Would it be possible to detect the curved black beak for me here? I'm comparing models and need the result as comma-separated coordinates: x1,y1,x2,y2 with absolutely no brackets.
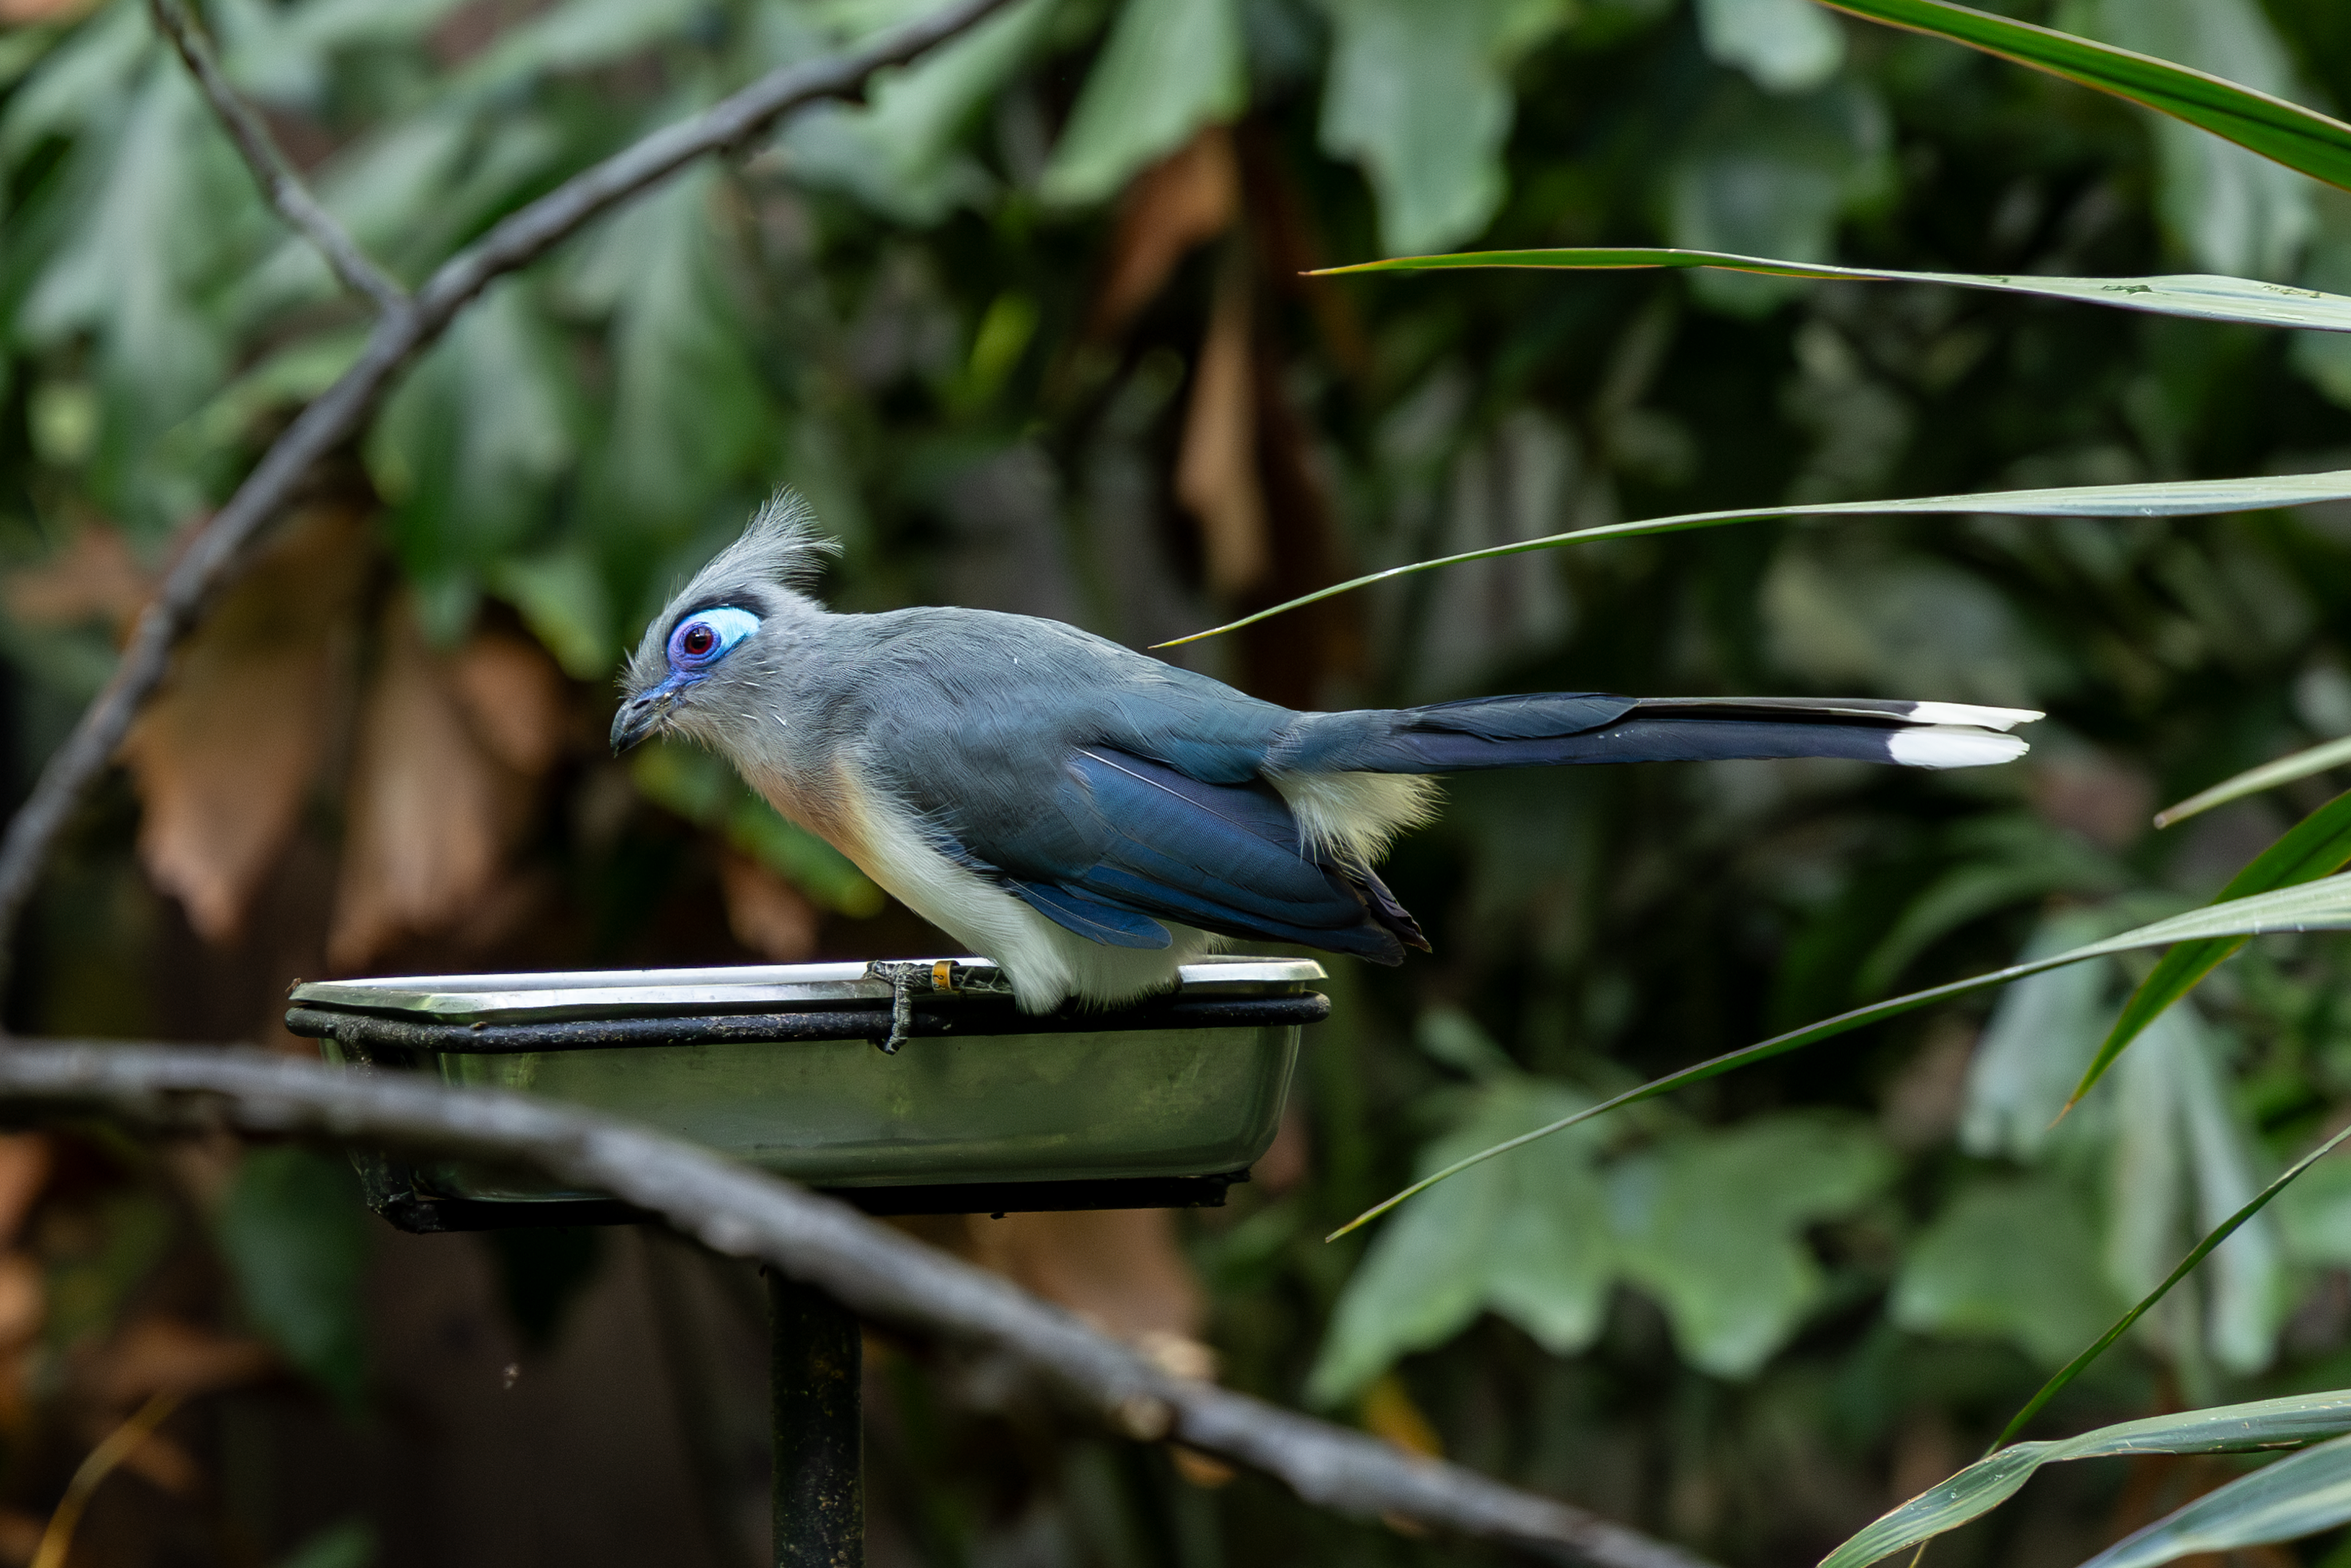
610,689,672,754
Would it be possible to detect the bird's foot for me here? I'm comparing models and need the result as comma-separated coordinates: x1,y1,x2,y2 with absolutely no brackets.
860,959,1010,1054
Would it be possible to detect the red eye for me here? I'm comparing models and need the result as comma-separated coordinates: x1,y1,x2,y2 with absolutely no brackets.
680,624,717,657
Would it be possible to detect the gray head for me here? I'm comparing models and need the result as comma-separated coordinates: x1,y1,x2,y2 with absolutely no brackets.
609,494,838,753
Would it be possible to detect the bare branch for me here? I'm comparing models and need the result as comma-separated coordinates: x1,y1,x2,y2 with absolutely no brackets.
147,0,408,313
0,1040,1715,1568
0,0,1016,990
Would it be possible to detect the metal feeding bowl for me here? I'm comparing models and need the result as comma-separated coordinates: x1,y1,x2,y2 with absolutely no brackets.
287,955,1328,1230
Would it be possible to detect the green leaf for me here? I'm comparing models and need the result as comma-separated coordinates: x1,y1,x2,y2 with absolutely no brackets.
175,326,370,457
2278,1156,2351,1267
1164,467,2351,647
1987,1105,2351,1458
630,739,735,825
2106,1008,2286,1376
489,546,615,679
0,28,62,94
1330,869,2351,1239
563,169,768,530
724,798,884,918
19,65,246,529
2155,736,2351,827
1307,1074,1610,1404
2074,1433,2351,1568
45,1191,173,1345
1957,911,2132,1162
2068,790,2351,1109
270,1519,377,1568
230,111,471,317
1764,545,2053,706
453,0,701,97
1818,1391,2351,1568
1313,246,2351,333
1812,0,2351,193
1317,0,1572,256
0,0,151,160
1416,1005,1519,1081
216,1148,372,1412
1854,828,2121,998
2293,189,2351,406
1695,0,1845,93
368,278,576,593
1667,84,1889,315
781,0,1057,225
1889,1178,2122,1367
1609,1114,1892,1377
219,0,470,108
1039,0,1244,206
2072,0,2314,280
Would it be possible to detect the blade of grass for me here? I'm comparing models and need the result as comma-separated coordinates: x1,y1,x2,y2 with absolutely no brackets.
2072,1432,2351,1568
1313,249,2351,333
1819,1391,2351,1568
31,1393,183,1568
2065,790,2351,1113
2155,736,2351,829
1329,872,2351,1240
1814,0,2351,192
1987,1117,2351,1459
1161,470,2351,648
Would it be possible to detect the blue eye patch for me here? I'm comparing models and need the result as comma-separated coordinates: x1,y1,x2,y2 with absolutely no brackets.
666,606,761,672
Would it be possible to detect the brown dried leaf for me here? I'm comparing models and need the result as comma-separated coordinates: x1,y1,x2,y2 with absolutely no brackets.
1093,128,1239,337
329,595,526,970
90,1315,274,1406
719,851,818,960
1171,1445,1237,1489
109,1426,200,1496
2032,747,2155,849
0,1137,53,1252
157,1136,239,1213
0,1258,41,1351
1253,1102,1309,1195
962,1209,1203,1341
1880,1017,1976,1152
1,523,149,635
0,0,104,21
450,631,569,776
1359,1371,1442,1458
1133,1328,1216,1382
120,510,368,943
0,1507,41,1566
1176,259,1270,597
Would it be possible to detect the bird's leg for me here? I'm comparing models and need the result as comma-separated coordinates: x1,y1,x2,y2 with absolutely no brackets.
862,961,927,1054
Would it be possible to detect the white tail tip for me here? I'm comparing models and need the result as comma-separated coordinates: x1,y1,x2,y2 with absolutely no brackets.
1888,726,2031,769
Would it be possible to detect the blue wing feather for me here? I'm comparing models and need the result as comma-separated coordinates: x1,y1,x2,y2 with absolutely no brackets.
928,746,1411,961
1005,881,1172,948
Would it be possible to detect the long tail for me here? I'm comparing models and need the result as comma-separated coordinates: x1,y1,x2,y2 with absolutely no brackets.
1269,694,2038,773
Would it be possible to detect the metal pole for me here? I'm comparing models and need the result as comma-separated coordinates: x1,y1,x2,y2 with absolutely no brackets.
768,1271,863,1568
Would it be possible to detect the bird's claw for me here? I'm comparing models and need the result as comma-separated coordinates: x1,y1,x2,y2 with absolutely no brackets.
861,959,1010,1053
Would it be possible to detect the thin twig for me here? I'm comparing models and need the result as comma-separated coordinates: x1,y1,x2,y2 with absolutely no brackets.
146,0,408,313
0,1041,1715,1568
0,0,1015,993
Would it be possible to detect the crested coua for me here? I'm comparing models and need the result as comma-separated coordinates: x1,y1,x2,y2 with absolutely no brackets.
612,496,2038,1014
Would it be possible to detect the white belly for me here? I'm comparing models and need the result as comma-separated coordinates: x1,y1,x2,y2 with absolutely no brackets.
827,773,1223,1013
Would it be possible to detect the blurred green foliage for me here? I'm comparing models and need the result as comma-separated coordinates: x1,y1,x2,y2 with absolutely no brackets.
7,0,2351,1560
215,1147,371,1411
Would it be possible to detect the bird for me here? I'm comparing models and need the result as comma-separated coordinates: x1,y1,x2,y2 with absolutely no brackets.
611,495,2037,1017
